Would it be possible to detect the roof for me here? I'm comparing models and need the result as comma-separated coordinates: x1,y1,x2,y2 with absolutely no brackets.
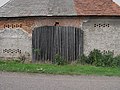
75,0,120,16
0,0,120,17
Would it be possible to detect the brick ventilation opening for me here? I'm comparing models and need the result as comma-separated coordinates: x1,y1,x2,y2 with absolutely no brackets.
4,24,22,28
94,24,110,28
3,49,22,54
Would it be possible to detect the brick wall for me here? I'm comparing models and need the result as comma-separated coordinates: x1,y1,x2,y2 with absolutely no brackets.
0,17,81,34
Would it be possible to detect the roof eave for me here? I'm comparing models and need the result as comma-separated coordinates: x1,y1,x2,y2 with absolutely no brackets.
0,14,120,18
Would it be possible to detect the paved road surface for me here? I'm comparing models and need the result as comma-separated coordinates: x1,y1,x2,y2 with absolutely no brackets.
0,72,120,90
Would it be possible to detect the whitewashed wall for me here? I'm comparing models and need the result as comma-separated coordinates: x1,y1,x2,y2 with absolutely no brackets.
0,28,32,59
82,17,120,55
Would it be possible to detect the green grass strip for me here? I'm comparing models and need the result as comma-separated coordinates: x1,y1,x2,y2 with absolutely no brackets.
0,60,120,76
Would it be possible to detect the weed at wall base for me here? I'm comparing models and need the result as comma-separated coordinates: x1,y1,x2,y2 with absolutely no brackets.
78,49,120,67
53,54,68,65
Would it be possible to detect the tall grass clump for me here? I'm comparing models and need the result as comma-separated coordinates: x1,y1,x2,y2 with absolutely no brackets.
53,54,68,65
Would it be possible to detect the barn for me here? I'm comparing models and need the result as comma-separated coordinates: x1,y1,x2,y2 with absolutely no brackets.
0,0,120,62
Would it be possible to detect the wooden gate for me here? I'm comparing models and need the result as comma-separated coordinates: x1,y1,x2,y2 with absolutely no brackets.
32,26,84,62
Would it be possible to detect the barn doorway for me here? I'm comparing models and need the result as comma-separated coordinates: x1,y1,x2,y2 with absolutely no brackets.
32,26,84,62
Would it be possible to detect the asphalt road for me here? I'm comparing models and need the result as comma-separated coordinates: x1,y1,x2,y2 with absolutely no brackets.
0,72,120,90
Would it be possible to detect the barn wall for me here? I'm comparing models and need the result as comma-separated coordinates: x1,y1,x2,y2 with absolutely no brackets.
0,18,35,34
0,28,32,60
34,17,81,28
0,17,81,34
82,17,120,55
1,16,120,60
0,17,81,60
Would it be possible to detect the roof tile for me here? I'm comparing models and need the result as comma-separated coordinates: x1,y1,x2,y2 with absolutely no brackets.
74,0,120,15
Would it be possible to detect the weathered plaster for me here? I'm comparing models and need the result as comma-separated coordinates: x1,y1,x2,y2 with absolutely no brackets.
0,17,81,59
0,28,32,59
1,16,120,59
82,17,120,55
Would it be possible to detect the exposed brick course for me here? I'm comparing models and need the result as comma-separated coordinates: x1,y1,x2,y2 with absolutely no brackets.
0,17,81,34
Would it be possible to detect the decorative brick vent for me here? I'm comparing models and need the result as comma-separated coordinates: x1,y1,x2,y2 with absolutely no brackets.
3,49,21,54
4,24,22,28
94,24,110,28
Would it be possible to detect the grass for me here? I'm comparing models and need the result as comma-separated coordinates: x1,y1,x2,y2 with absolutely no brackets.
0,60,120,76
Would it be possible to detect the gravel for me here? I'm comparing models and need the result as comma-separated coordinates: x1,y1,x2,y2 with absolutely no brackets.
0,72,120,90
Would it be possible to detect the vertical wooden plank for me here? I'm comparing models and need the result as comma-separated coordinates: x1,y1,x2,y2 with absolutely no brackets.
73,27,76,61
58,26,61,55
42,27,45,62
78,28,81,56
59,26,62,58
71,27,74,61
43,27,46,62
63,27,65,60
35,30,38,61
33,28,36,61
68,27,72,61
39,27,42,61
35,28,37,61
47,26,51,62
65,27,68,61
52,26,54,61
81,30,84,55
64,27,67,61
42,27,45,61
53,26,55,61
68,27,70,61
61,27,63,59
44,27,46,62
58,27,60,55
51,27,55,60
37,28,39,61
65,28,69,61
50,26,53,61
61,26,65,60
54,26,59,60
32,29,35,61
64,27,66,60
44,27,47,62
79,28,82,56
75,28,77,60
76,28,79,57
56,26,59,55
40,27,43,61
44,26,47,61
